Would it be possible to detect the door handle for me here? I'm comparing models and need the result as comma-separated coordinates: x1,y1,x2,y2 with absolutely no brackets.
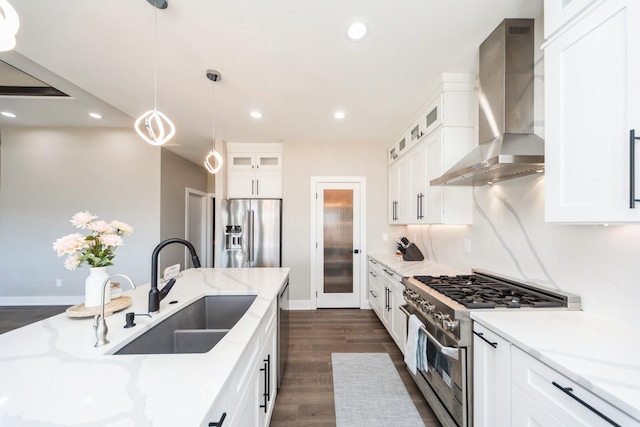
352,249,359,254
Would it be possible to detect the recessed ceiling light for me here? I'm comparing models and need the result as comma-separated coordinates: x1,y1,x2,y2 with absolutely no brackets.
347,22,367,41
334,111,346,119
1,111,17,118
89,112,103,119
250,111,262,119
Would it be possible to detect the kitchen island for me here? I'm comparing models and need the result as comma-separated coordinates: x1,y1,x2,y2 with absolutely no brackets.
0,267,290,427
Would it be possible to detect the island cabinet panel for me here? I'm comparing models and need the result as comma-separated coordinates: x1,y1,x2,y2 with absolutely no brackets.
224,300,278,427
367,258,384,316
544,0,640,222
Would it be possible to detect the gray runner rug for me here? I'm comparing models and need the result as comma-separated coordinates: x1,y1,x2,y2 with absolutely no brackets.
332,353,425,427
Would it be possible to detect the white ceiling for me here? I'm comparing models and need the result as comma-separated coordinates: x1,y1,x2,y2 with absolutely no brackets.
0,0,542,164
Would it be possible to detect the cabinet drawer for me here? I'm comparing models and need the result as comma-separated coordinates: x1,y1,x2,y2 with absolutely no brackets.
511,347,638,426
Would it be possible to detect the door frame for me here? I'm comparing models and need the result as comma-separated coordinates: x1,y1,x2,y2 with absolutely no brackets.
309,176,367,310
185,187,215,268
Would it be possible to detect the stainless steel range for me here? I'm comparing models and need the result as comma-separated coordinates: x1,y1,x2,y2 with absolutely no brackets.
401,269,580,427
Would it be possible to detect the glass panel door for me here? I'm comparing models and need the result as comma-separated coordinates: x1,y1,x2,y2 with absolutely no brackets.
323,189,354,294
316,181,361,308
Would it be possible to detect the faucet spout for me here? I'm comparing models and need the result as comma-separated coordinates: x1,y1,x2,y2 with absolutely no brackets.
94,274,136,347
149,238,201,314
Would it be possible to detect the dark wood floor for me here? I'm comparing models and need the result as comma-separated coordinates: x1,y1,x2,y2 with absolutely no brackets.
0,306,442,426
0,305,67,334
271,309,442,427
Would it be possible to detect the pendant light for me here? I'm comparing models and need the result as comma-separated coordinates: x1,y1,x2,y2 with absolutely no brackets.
204,69,223,174
134,0,175,146
0,0,20,52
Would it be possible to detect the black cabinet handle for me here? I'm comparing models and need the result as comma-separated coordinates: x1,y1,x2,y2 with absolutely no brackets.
208,412,227,427
473,331,497,348
551,382,621,426
630,130,640,208
259,354,271,413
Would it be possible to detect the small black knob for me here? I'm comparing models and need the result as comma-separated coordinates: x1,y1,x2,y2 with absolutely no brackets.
124,312,136,328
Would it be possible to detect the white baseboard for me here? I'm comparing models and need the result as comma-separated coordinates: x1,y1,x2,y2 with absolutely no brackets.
0,296,83,306
288,299,314,310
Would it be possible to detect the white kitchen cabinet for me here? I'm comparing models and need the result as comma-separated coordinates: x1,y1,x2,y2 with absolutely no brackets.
367,258,384,316
227,170,282,198
544,0,640,223
544,0,600,38
511,346,638,427
227,142,283,199
425,128,474,224
226,301,278,427
379,265,406,354
388,132,409,165
473,322,511,427
408,145,427,224
367,257,406,354
388,156,409,224
387,73,475,225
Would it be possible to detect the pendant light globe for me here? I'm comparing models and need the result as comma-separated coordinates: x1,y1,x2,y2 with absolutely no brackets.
135,0,175,146
204,69,223,174
0,0,20,52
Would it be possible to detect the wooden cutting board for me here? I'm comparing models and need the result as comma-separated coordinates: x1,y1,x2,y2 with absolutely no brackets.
66,296,132,318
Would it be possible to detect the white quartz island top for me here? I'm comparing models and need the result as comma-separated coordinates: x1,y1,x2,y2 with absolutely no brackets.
0,267,290,427
471,310,640,422
368,253,465,277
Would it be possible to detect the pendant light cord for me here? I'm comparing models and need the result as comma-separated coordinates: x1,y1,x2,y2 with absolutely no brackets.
211,79,216,152
153,2,158,111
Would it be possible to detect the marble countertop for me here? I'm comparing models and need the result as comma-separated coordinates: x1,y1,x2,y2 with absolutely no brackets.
471,310,640,422
368,253,465,277
0,267,290,427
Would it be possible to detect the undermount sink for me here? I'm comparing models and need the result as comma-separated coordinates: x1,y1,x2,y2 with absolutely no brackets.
114,295,257,355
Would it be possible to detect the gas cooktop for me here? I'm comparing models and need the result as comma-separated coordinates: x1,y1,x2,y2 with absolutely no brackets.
411,273,567,309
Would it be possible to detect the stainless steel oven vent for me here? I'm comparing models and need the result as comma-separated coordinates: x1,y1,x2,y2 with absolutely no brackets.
431,19,544,186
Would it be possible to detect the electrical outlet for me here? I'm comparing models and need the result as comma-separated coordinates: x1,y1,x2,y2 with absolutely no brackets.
56,279,62,287
464,239,471,253
382,233,388,241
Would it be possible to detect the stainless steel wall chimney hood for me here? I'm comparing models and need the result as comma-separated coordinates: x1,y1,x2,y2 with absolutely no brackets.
431,19,544,186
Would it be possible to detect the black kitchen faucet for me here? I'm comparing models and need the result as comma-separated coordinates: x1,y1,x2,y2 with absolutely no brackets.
148,238,201,314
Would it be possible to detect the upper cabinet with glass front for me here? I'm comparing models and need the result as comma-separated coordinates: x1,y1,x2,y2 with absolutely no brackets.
227,142,283,198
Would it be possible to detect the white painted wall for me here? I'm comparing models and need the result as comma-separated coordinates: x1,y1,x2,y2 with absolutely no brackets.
0,127,161,304
282,139,405,302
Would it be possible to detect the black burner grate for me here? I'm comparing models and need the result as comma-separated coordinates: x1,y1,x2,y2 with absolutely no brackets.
413,275,563,309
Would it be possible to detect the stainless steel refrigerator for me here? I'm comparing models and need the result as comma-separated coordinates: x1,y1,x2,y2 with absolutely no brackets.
221,199,282,268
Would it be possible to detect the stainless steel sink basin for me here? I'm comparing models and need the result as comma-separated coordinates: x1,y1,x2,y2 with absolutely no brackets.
114,295,256,355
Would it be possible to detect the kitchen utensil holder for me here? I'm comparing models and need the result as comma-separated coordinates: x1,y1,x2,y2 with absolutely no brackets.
402,243,424,261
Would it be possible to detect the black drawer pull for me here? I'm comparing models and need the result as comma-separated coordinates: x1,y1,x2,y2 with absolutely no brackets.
473,331,497,348
208,412,227,427
552,381,621,426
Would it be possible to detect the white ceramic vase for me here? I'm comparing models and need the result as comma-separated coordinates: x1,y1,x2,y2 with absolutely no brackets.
85,267,111,308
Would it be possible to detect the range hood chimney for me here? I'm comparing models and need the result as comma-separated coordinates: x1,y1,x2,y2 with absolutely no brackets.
431,19,544,186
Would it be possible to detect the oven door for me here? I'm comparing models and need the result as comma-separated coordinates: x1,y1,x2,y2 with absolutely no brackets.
401,305,468,427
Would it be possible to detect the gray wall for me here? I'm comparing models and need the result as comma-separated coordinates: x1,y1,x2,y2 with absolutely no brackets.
159,148,208,273
0,127,161,303
282,139,405,302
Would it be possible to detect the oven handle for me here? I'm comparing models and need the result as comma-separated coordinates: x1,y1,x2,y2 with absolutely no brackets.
400,305,458,357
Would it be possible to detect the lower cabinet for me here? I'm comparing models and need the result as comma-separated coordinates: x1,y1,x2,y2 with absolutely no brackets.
472,322,511,427
367,257,406,354
206,300,278,427
473,321,639,427
511,346,638,427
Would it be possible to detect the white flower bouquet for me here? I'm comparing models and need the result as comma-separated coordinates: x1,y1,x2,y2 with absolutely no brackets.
52,211,134,270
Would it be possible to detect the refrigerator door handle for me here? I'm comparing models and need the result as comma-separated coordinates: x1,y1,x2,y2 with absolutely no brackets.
247,209,254,263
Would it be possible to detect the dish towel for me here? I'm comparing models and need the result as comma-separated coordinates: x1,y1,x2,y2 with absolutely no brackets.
404,314,426,375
